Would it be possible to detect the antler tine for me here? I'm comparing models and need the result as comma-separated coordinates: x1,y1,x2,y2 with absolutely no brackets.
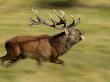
53,9,62,22
53,9,66,26
27,17,33,26
48,13,55,27
75,17,80,26
28,9,40,26
29,9,49,26
28,17,38,26
67,16,80,28
67,15,75,28
48,13,63,30
32,9,37,15
59,10,65,18
32,9,42,23
59,10,66,27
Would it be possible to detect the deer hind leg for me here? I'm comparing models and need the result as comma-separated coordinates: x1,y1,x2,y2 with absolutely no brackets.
0,55,11,66
3,53,27,67
0,46,21,67
0,54,21,67
5,57,20,67
0,54,17,67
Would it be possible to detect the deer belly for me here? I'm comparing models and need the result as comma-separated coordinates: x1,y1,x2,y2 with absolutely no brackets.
23,52,50,61
22,46,51,60
21,39,52,60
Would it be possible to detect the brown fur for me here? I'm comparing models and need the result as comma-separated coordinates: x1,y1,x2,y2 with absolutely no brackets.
0,30,83,67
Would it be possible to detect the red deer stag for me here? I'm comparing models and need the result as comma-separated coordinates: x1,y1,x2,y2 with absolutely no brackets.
0,9,85,67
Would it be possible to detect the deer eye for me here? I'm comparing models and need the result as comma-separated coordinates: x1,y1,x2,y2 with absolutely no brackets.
79,32,82,35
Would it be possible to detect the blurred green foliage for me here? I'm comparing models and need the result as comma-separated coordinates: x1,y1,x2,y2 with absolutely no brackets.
38,0,74,7
0,0,110,8
0,7,110,82
0,0,110,82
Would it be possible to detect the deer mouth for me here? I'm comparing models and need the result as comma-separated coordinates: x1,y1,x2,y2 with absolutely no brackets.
81,35,85,40
81,31,85,40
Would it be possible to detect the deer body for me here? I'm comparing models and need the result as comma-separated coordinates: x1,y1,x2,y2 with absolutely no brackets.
0,9,85,67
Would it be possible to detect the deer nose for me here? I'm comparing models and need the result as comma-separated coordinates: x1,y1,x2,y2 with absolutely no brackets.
80,31,85,40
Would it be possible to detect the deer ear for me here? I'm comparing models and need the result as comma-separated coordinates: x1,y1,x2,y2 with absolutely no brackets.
64,28,69,36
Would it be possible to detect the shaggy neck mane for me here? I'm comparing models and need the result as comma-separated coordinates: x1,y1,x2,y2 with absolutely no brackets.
49,32,75,56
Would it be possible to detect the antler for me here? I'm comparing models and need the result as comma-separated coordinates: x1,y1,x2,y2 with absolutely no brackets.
28,9,48,26
28,9,80,30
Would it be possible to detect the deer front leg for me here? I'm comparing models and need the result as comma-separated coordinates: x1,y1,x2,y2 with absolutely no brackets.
54,59,64,65
49,55,65,65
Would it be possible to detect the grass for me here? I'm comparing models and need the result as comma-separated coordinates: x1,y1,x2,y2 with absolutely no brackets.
0,3,110,82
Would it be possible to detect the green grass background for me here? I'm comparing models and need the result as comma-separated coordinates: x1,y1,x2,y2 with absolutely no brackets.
0,0,110,82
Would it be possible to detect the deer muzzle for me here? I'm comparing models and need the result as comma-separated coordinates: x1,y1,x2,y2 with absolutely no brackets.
80,31,85,40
